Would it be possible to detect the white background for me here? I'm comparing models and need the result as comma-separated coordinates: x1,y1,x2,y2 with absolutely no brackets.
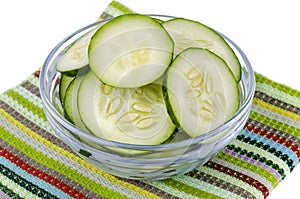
0,0,299,198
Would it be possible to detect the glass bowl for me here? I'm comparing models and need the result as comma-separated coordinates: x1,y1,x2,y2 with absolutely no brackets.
40,15,255,180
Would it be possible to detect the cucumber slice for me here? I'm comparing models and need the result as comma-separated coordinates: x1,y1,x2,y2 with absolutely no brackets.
63,75,88,131
155,18,164,24
88,14,174,88
78,72,176,145
164,48,239,138
56,28,97,74
59,65,91,103
163,18,241,81
59,74,74,103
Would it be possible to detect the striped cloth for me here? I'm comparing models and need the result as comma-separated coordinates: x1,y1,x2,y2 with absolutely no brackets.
1,1,300,198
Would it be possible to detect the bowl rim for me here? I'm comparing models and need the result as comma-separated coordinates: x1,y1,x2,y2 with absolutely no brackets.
40,14,256,150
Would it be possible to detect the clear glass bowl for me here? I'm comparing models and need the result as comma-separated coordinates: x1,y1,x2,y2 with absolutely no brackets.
40,15,255,180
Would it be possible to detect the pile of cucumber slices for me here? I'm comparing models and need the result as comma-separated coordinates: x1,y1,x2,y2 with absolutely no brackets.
57,14,241,146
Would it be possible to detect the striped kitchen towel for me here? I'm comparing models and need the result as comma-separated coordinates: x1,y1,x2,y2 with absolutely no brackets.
0,1,299,198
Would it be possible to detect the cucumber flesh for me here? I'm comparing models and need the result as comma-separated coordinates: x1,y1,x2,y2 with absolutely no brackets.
63,75,88,131
58,14,242,146
165,48,239,138
56,28,97,73
155,18,164,24
78,72,176,145
163,18,241,81
59,74,74,103
59,65,91,103
88,14,174,88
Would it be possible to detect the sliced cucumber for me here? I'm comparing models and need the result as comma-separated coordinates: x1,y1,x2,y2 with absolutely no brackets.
164,48,239,138
63,75,88,131
59,65,90,103
88,14,174,88
56,28,97,74
59,74,74,103
163,18,241,81
78,72,176,145
155,18,164,24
